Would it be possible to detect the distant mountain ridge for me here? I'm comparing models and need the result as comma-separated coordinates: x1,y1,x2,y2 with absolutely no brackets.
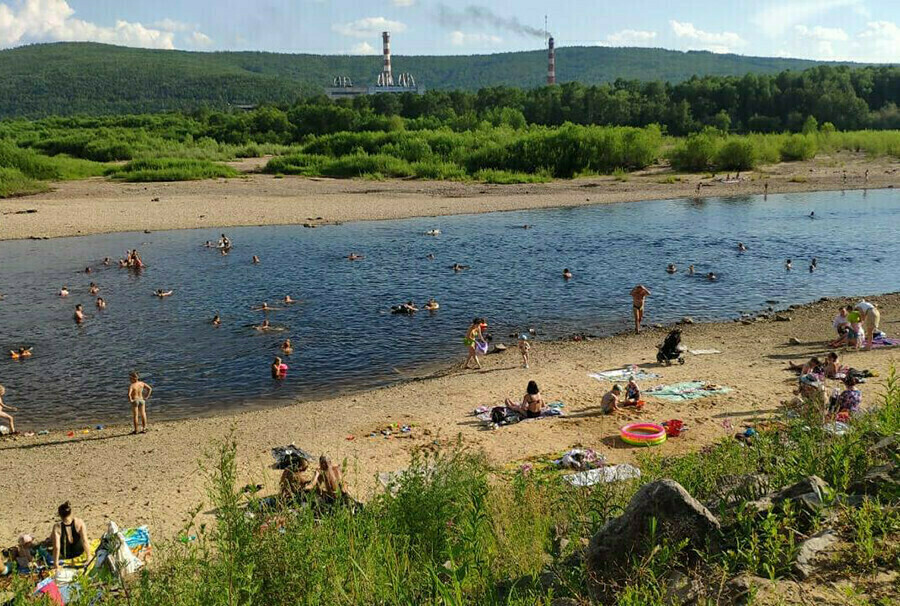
0,42,869,118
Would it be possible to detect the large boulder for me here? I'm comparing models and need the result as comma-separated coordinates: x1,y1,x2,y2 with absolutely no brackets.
586,480,720,582
794,528,839,579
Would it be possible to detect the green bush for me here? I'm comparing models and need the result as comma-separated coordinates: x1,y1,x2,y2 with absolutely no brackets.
669,132,719,171
716,138,758,170
780,134,818,161
107,158,238,181
0,166,49,197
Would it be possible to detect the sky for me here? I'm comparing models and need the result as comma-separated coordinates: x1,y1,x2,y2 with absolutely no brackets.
0,0,897,62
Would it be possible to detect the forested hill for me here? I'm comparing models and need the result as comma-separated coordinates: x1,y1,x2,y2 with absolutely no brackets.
0,42,863,118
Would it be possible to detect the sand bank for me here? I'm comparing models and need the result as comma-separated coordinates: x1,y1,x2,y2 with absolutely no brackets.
1,153,897,241
1,293,898,543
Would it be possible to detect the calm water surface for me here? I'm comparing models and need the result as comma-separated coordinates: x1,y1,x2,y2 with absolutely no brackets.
1,189,898,429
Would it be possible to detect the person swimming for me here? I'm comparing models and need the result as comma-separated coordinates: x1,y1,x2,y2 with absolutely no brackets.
89,282,99,295
809,211,815,218
96,297,106,310
271,356,288,379
9,347,32,360
737,242,747,252
59,286,69,297
252,302,281,312
84,267,92,274
450,263,470,272
102,257,111,266
252,255,260,264
425,253,435,260
562,268,573,279
281,339,294,355
392,301,418,314
425,229,441,236
785,259,792,270
74,304,84,324
688,265,695,275
424,298,439,311
282,295,296,304
154,289,174,297
347,253,364,261
256,319,272,331
706,272,718,281
212,313,221,326
666,264,677,274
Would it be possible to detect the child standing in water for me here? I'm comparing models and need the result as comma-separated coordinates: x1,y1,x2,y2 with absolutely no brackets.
128,372,152,434
517,334,531,369
0,385,15,434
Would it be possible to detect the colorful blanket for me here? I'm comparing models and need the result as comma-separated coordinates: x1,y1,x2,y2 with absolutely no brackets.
589,369,660,382
646,381,732,401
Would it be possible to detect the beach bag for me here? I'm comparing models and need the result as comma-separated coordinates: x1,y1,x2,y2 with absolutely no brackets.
490,407,521,425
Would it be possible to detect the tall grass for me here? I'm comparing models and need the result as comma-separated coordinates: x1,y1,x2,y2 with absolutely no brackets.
0,166,49,197
106,158,239,182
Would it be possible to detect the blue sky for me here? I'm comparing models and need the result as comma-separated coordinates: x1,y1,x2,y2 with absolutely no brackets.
0,0,897,61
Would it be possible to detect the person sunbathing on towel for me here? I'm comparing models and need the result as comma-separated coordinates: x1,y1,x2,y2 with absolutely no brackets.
506,380,545,419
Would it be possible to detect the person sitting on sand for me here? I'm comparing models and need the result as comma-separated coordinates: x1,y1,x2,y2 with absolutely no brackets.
281,339,293,355
89,282,99,295
128,372,152,434
0,385,16,434
666,264,677,274
154,289,173,298
96,297,106,310
463,318,485,370
829,306,850,346
506,380,545,418
312,455,347,505
74,304,84,324
563,268,573,280
7,534,35,573
280,454,314,503
252,255,260,265
51,502,91,571
601,385,623,414
212,313,221,326
347,253,364,261
624,378,642,406
847,311,864,349
824,352,848,379
836,376,862,414
517,334,531,369
271,356,288,379
59,286,69,297
424,298,439,311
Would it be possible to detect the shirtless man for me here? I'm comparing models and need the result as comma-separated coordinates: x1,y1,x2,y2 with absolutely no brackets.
313,455,345,504
73,304,84,324
251,255,260,264
59,286,69,297
630,285,651,334
127,372,152,434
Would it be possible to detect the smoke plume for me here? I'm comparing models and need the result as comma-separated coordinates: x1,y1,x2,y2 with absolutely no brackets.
436,4,547,38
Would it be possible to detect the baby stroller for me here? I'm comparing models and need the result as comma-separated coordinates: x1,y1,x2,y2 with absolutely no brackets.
657,329,686,365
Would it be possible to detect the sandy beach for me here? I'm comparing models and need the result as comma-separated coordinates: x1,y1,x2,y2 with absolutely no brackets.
1,292,898,544
1,153,897,241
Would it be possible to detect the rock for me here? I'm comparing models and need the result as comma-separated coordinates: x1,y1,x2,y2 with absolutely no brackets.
794,528,839,578
870,435,898,456
661,570,701,605
774,315,791,322
586,480,720,585
789,337,802,345
490,343,508,354
741,319,753,325
680,316,695,325
748,476,829,513
706,474,771,510
848,463,899,497
725,574,775,605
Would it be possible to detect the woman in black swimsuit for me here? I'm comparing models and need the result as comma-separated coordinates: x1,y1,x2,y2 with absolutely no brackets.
51,501,91,571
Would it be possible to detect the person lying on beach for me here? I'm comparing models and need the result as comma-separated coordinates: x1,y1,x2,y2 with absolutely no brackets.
517,334,531,369
59,286,69,297
506,380,545,418
0,385,16,434
74,304,84,324
89,282,99,295
154,289,173,298
52,502,90,571
271,356,288,379
563,268,573,280
347,253,364,261
128,372,152,434
666,264,677,274
281,339,294,355
96,297,106,310
451,263,470,272
601,385,622,414
212,313,221,326
424,298,439,311
252,255,260,264
788,357,823,376
280,454,314,503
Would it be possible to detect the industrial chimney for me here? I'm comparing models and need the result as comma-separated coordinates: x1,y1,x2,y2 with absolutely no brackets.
547,36,556,85
381,31,394,87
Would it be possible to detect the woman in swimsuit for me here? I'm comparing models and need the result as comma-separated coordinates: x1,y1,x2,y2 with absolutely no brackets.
281,339,294,355
506,381,545,419
51,502,90,571
463,318,485,370
0,384,15,434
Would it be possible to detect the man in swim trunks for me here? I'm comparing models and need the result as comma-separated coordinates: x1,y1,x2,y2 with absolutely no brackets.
128,372,152,434
630,285,651,334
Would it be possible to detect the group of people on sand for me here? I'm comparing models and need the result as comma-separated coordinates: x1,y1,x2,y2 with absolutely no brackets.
600,378,643,414
830,300,882,350
278,453,351,507
2,502,91,576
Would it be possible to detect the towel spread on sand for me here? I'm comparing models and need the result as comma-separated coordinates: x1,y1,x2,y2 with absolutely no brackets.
589,369,660,382
476,402,564,426
688,349,722,355
646,381,732,401
564,464,642,487
872,336,899,347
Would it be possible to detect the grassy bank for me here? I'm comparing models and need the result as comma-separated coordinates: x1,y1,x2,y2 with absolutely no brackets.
106,158,239,182
8,370,895,605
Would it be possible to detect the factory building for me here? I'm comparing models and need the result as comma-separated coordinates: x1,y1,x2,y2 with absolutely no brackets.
327,32,424,99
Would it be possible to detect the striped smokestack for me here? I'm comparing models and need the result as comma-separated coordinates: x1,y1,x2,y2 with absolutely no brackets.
547,36,556,85
381,31,394,87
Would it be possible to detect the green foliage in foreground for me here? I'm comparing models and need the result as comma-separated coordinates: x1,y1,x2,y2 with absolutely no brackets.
0,167,48,197
26,369,896,605
105,158,239,182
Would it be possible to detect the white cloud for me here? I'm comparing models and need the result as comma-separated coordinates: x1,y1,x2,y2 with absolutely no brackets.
188,31,212,47
752,0,868,37
152,18,190,32
449,30,502,47
598,29,657,47
855,20,900,62
332,17,407,38
0,0,175,49
670,20,745,53
349,41,377,54
391,0,416,6
792,24,849,57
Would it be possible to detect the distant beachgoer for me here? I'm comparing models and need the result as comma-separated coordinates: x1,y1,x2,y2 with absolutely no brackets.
281,339,294,355
96,297,106,310
563,268,573,280
59,286,69,297
630,285,651,334
212,313,221,326
128,372,152,434
601,385,622,414
89,282,99,295
312,455,345,504
785,259,792,270
424,298,439,311
283,295,296,304
809,212,815,219
84,267,92,274
51,502,90,571
506,380,545,418
463,318,485,370
695,182,701,195
764,182,768,196
517,334,531,369
426,253,435,260
102,257,111,266
220,248,228,256
74,304,84,324
204,241,213,248
855,299,880,350
9,347,32,360
252,255,260,264
271,356,288,379
737,242,747,252
688,265,695,275
451,263,470,272
154,289,173,298
0,385,15,434
347,253,364,261
811,258,818,268
707,272,717,281
219,234,231,248
666,264,677,274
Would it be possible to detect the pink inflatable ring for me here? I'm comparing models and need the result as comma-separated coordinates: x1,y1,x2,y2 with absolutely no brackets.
620,422,667,446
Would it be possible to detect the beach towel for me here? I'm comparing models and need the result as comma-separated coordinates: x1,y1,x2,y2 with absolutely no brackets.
688,349,722,355
476,402,564,427
589,369,660,382
564,463,642,487
645,381,732,401
34,577,64,605
871,336,899,348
